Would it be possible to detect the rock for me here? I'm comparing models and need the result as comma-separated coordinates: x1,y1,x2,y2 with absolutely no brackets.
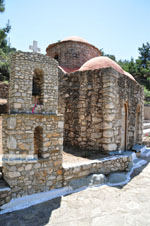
7,117,16,129
69,174,107,190
7,136,17,149
103,130,113,138
108,172,127,184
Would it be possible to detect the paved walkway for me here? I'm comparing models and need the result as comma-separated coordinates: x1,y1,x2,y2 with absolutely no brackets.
0,163,150,226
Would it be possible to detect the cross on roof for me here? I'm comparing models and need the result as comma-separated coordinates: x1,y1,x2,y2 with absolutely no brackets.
29,40,41,53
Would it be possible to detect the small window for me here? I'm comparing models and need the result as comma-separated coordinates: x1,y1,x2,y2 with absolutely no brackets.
32,69,44,105
34,126,43,158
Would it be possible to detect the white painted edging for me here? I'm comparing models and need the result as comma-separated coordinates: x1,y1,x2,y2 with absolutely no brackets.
0,187,71,214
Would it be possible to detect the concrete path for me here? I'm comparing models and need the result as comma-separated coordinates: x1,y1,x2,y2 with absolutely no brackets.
1,164,150,226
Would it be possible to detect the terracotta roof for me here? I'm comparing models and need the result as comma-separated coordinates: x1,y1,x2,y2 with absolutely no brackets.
46,37,101,55
123,70,135,81
58,66,79,73
79,56,136,81
62,36,88,44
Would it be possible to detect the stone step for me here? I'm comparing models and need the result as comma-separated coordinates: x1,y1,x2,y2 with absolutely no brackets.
144,120,150,123
143,123,150,130
0,179,11,207
0,178,10,190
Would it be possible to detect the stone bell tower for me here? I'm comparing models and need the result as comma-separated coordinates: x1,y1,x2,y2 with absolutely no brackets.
2,52,64,201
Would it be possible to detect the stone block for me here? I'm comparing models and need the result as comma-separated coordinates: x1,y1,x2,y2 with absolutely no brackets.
8,171,20,178
7,136,17,149
104,103,115,109
58,121,64,128
91,133,102,139
103,130,113,138
25,164,32,171
7,117,16,129
103,114,115,121
102,143,117,151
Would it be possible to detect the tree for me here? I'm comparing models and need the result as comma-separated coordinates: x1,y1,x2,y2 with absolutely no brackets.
0,0,5,12
0,0,16,81
138,42,150,68
100,48,116,61
134,42,150,90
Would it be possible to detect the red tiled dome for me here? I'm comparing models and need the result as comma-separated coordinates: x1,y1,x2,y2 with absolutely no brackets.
123,70,135,81
62,36,88,43
79,56,135,81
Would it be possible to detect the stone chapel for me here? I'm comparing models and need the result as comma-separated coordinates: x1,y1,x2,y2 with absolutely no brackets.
47,36,144,152
0,36,144,207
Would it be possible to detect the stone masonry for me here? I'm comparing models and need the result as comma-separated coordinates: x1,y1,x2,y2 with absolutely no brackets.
0,37,145,208
0,83,9,99
46,40,101,72
1,52,64,205
58,67,144,152
63,155,130,187
9,52,58,114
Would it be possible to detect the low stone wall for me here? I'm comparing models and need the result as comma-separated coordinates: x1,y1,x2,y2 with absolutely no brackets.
2,113,63,200
144,105,150,120
3,159,63,199
0,154,131,207
0,83,9,99
63,155,130,186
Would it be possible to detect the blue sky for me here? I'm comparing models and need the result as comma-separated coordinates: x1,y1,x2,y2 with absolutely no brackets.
1,0,150,60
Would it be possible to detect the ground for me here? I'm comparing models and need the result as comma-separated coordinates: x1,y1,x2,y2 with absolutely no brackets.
62,148,109,164
0,162,150,226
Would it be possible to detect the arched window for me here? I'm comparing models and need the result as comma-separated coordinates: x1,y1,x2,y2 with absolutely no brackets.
120,103,128,150
54,54,59,61
34,126,43,158
32,69,44,105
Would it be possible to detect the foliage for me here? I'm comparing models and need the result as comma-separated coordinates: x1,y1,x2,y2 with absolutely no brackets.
0,0,5,12
100,49,116,61
102,42,150,101
144,87,150,104
0,0,16,81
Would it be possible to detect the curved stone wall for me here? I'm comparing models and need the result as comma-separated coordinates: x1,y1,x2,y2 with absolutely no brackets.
46,41,101,72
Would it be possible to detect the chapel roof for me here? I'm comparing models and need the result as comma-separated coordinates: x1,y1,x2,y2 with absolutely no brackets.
79,56,136,81
62,36,88,43
46,36,101,55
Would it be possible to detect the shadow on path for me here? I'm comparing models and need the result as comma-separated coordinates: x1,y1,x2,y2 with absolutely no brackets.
0,197,61,226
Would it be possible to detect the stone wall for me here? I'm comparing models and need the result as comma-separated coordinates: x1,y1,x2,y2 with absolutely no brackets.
117,71,144,148
63,155,130,186
0,82,9,99
9,52,58,114
0,52,64,205
58,67,144,152
144,105,150,120
2,114,63,199
46,41,101,71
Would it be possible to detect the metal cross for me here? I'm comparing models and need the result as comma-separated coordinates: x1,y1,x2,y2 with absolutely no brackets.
29,40,41,53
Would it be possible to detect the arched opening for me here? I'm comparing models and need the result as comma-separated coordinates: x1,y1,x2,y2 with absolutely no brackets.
54,53,59,61
134,105,141,144
32,68,44,105
120,103,128,150
34,126,43,158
